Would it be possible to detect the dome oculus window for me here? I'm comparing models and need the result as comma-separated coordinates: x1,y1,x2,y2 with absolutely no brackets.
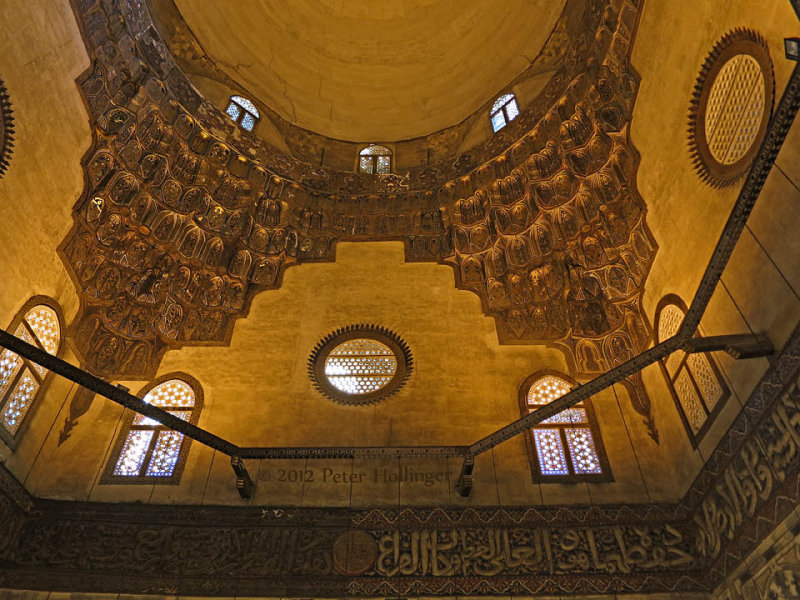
688,29,774,187
359,145,392,174
309,325,412,405
225,95,260,131
490,93,519,132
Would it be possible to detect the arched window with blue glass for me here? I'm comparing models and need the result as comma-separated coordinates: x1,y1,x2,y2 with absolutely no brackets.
225,95,260,132
490,93,520,132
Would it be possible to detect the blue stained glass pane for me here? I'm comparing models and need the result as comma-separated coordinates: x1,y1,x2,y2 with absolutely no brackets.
534,429,569,475
226,102,241,121
565,428,602,474
505,98,520,122
491,111,506,132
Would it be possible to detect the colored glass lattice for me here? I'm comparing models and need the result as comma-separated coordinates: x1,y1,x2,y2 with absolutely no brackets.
324,339,398,395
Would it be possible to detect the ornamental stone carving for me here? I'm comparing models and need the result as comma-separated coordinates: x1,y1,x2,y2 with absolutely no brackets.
60,0,657,435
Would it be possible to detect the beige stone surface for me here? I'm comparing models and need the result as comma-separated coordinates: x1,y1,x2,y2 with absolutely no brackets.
0,0,89,484
172,0,565,141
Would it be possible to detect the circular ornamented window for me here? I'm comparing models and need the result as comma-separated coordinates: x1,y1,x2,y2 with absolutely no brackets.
308,325,412,405
0,76,14,178
688,29,774,188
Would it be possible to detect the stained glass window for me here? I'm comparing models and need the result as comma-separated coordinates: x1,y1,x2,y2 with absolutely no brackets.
359,145,392,174
490,93,520,132
0,301,61,444
104,377,202,483
522,373,608,481
655,297,730,444
225,95,260,131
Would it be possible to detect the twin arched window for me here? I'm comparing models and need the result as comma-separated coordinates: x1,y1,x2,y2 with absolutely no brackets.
490,93,520,132
225,95,260,132
0,298,62,446
655,296,729,444
102,375,203,484
359,144,392,174
520,372,610,483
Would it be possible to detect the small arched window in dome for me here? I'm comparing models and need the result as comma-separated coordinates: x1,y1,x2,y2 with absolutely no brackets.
225,95,260,132
359,145,392,174
654,295,730,445
490,93,520,132
519,372,611,483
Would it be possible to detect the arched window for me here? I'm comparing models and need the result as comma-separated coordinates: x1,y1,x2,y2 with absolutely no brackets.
519,371,611,483
225,95,260,131
102,375,203,484
490,93,520,132
359,145,392,174
0,298,62,446
654,295,729,445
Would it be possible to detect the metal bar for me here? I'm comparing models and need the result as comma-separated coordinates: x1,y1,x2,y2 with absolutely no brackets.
237,446,470,459
682,333,774,359
682,61,800,338
0,326,470,460
231,456,254,499
0,327,239,456
1,58,797,474
469,339,681,454
455,455,475,497
469,60,800,457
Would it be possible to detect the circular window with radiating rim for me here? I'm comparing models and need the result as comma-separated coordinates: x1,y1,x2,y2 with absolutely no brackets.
688,29,774,188
308,325,412,406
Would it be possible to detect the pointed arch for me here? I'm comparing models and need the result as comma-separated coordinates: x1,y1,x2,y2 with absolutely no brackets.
101,373,203,484
519,370,612,483
0,296,63,446
225,95,260,131
654,294,730,445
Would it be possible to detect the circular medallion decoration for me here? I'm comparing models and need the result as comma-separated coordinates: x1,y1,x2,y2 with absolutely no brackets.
332,530,378,575
0,76,14,178
688,29,774,188
308,324,412,406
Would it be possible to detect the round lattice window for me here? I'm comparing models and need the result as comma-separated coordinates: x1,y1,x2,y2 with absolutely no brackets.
308,325,412,405
688,29,774,187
